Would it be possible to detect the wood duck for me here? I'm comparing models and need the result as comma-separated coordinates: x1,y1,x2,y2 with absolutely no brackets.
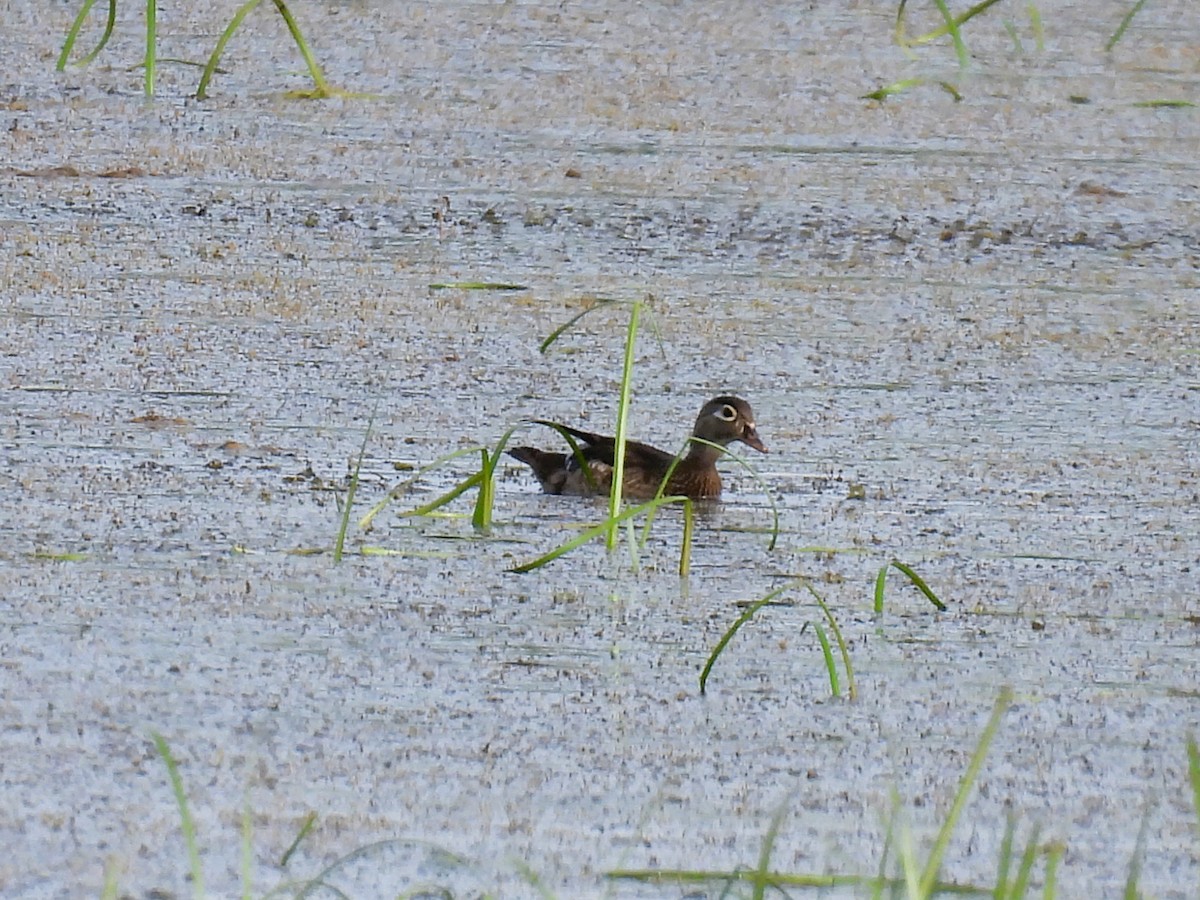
508,396,767,500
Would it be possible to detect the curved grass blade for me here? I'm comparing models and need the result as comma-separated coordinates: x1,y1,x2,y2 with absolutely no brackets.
814,623,839,697
538,297,619,353
359,445,483,529
401,470,484,518
917,685,1013,896
287,838,474,900
510,496,684,573
875,559,946,613
687,436,780,550
1106,0,1148,51
269,0,333,97
197,0,262,99
804,581,856,700
58,0,117,70
896,0,1006,49
150,732,205,900
699,583,793,694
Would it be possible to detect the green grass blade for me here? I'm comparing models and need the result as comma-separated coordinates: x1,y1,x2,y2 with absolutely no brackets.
890,560,948,610
269,0,332,97
144,0,157,97
197,0,263,99
918,686,1013,896
995,814,1016,898
607,301,641,550
814,623,839,698
931,0,969,67
679,498,693,577
359,445,485,529
429,281,529,291
805,582,856,700
687,435,780,550
752,797,792,900
471,448,494,530
699,583,792,694
240,801,253,900
1043,840,1064,898
334,406,375,563
401,471,484,518
1028,2,1044,52
57,0,116,69
1009,821,1042,899
863,77,926,102
538,298,617,353
1188,735,1200,856
280,811,317,867
473,421,525,530
511,496,683,573
150,732,205,900
1105,0,1148,51
873,563,888,614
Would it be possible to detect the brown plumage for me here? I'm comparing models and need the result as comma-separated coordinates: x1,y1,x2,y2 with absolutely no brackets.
507,396,767,500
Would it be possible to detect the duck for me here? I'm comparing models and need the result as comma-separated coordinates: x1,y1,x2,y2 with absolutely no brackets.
507,395,767,500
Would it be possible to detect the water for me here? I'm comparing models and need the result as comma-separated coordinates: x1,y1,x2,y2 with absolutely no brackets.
1,1,1199,896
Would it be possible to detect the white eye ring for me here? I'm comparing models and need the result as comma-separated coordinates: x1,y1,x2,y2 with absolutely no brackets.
715,404,738,421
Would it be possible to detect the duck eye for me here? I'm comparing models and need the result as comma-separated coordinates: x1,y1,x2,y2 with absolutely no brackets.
715,404,738,421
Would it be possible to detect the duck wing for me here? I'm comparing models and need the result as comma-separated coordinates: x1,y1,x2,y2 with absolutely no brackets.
533,421,677,471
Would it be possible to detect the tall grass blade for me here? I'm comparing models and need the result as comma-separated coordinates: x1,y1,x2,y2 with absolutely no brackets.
151,732,205,900
197,0,263,99
334,407,375,563
606,301,641,549
144,0,157,97
917,686,1013,896
1105,0,1148,51
58,0,117,69
699,583,792,694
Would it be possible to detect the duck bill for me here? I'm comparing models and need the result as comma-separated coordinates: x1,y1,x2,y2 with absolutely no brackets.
741,426,768,454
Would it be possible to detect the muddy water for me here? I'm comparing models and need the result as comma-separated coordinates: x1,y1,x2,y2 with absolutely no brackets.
2,1,1199,897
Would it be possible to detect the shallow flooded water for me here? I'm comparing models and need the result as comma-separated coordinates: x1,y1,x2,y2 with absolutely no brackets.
2,1,1199,897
